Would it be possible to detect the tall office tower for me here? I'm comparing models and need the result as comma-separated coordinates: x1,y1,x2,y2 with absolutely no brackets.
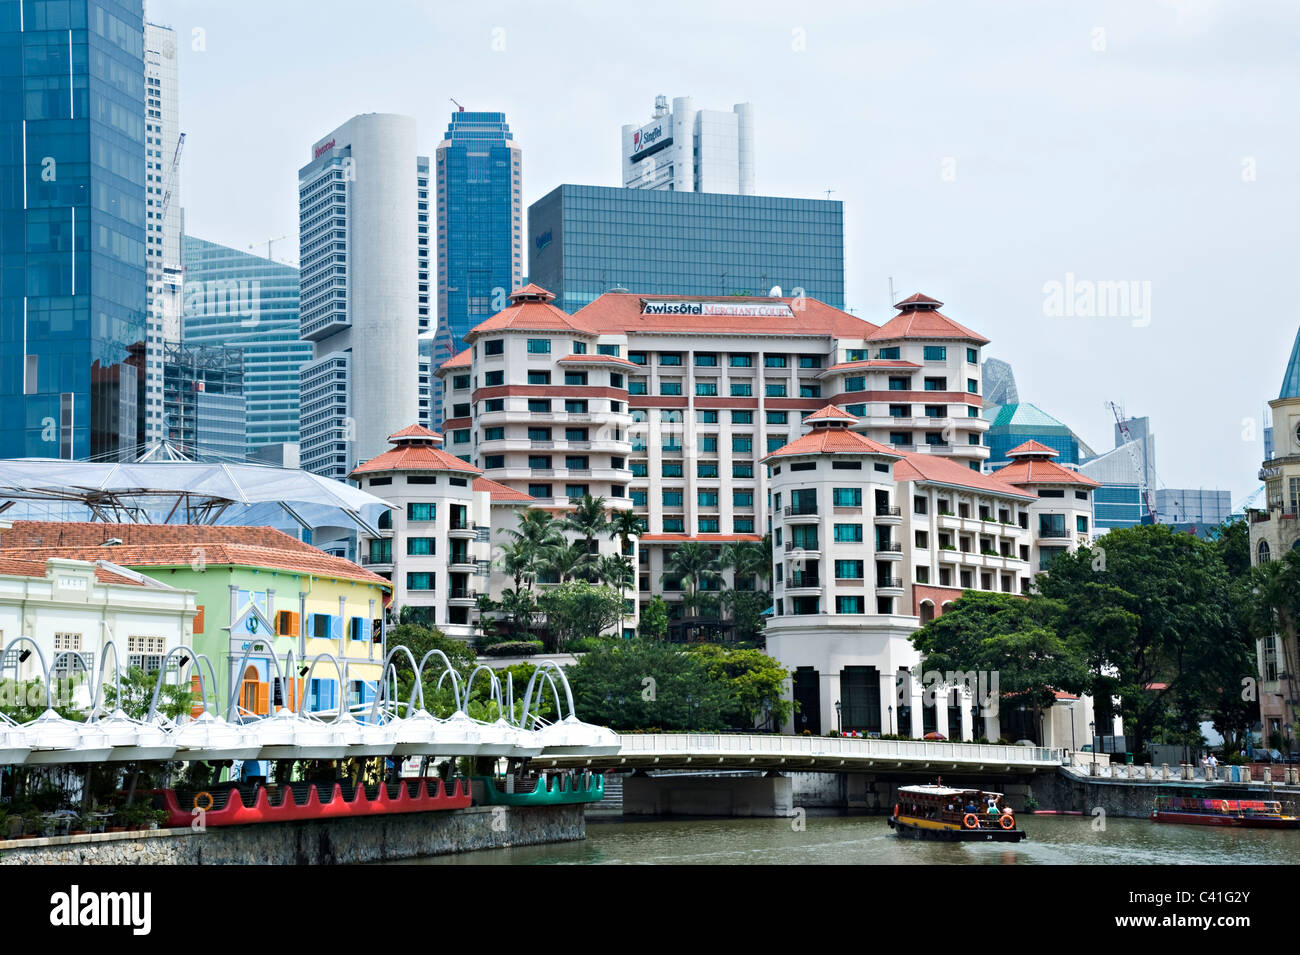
981,357,1019,407
182,235,307,453
142,21,182,445
0,0,147,461
529,185,843,314
298,114,420,478
416,155,436,429
158,341,245,460
621,95,754,194
433,110,523,381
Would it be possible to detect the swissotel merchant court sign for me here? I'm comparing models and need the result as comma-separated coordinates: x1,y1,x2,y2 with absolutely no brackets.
640,300,796,319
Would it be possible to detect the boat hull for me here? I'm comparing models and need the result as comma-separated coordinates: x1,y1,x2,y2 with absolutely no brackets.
889,815,1026,842
1151,810,1300,829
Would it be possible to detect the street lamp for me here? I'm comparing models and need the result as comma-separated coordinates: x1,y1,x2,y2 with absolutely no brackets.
1090,720,1096,772
835,699,841,736
888,704,894,735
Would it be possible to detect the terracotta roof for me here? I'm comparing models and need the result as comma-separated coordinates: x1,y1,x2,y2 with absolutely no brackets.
573,292,878,338
466,285,597,337
639,533,763,543
353,445,481,477
992,458,1100,488
473,477,535,503
388,423,441,442
438,348,473,372
0,555,145,587
804,405,859,422
0,522,389,587
867,294,989,344
892,454,1037,500
1006,439,1059,458
557,354,639,368
822,359,922,373
763,428,901,462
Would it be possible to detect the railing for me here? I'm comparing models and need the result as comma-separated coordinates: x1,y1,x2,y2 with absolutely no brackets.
448,588,477,600
875,505,902,517
787,573,819,588
614,733,1063,765
876,542,903,553
785,540,818,552
1037,528,1071,539
783,504,818,517
876,577,903,588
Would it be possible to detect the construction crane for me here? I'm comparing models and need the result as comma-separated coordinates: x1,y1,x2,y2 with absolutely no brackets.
249,234,296,263
450,97,464,112
1107,401,1158,523
157,131,185,223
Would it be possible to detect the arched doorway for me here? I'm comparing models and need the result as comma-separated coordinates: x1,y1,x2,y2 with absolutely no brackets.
919,600,934,625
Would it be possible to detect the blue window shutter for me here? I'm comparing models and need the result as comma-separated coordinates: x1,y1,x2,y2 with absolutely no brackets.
330,614,342,641
360,617,371,642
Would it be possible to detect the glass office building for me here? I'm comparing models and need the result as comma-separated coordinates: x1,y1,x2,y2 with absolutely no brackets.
0,0,147,460
983,402,1091,469
528,184,844,314
182,236,307,452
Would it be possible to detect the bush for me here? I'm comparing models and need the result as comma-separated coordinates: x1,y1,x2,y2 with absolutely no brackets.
567,635,622,654
481,640,544,658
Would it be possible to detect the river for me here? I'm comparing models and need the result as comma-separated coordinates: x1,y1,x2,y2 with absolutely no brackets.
394,813,1300,865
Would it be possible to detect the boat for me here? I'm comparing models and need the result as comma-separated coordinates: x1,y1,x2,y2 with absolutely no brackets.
887,784,1027,842
1150,795,1300,829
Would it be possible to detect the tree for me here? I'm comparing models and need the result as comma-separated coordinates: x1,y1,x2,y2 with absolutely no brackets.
911,591,1089,741
638,596,669,641
608,508,643,558
497,587,540,640
686,644,792,729
566,640,729,730
560,494,610,575
103,666,194,721
1244,548,1300,744
661,542,722,618
596,553,635,637
537,580,625,649
543,539,596,584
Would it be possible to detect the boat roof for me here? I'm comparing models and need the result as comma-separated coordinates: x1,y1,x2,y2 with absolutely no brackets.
898,785,1003,798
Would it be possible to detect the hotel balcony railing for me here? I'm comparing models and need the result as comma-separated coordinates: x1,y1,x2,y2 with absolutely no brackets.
788,573,819,588
785,539,819,552
876,577,904,588
783,503,818,516
875,505,902,517
449,516,471,530
448,588,477,600
1037,528,1071,539
876,542,903,553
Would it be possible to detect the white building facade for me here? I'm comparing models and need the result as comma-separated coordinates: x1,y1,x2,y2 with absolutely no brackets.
621,95,755,194
298,113,422,478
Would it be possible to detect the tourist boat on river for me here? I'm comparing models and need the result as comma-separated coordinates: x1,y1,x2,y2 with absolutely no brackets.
888,784,1027,842
1150,795,1300,829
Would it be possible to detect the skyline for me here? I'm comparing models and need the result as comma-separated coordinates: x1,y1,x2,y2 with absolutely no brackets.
149,0,1298,507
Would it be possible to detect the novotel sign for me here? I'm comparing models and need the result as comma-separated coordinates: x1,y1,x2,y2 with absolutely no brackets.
641,301,795,319
313,138,336,159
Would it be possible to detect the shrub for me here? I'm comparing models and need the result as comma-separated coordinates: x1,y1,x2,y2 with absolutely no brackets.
481,640,544,658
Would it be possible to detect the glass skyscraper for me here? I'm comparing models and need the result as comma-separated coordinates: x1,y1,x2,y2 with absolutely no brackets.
431,110,522,426
0,0,147,460
528,184,845,314
182,235,307,452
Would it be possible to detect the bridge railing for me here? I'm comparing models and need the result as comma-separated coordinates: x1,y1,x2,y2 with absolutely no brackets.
616,733,1063,765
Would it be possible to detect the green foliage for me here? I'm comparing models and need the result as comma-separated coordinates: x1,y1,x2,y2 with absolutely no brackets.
0,677,86,723
638,596,669,641
103,666,194,721
685,644,792,728
480,640,544,657
567,635,623,653
537,580,625,649
567,639,728,731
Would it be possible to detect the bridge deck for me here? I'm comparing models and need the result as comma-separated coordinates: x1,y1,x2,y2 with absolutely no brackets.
534,733,1065,774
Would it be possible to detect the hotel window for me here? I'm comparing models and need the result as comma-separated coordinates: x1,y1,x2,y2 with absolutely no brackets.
889,432,911,446
967,378,979,394
800,384,822,398
663,490,683,507
923,346,947,361
484,426,505,441
765,383,788,397
406,572,435,591
766,435,786,453
698,462,719,478
528,427,552,440
659,352,683,366
834,523,864,542
564,372,588,386
923,377,947,391
663,518,685,533
453,403,471,418
732,436,753,453
968,406,980,417
734,517,755,533
700,435,718,452
732,410,753,424
452,429,469,444
483,455,504,469
485,398,504,412
631,462,648,477
528,455,551,469
566,484,589,500
729,354,753,367
452,375,470,390
1077,515,1089,533
528,399,550,413
631,490,648,507
734,490,753,507
836,595,866,614
407,537,436,556
888,377,910,391
876,346,901,360
661,409,683,424
967,347,978,363
798,356,822,369
484,339,504,355
696,382,718,396
565,427,588,441
572,341,587,354
764,355,788,368
527,339,551,354
924,404,947,418
833,488,862,507
846,404,867,416
662,462,683,477
629,380,648,395
527,370,551,385
731,383,753,397
565,399,588,413
766,411,788,425
695,353,718,366
629,351,648,365
699,490,719,507
407,502,436,521
610,373,623,388
565,456,589,469
835,560,864,579
598,343,620,357
915,530,928,548
528,483,552,498
846,349,868,362
733,463,754,478
697,410,719,424
699,517,720,533
845,376,866,392
660,381,683,396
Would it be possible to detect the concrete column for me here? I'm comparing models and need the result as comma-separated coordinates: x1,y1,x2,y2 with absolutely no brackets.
1161,763,1170,779
909,677,923,738
1264,769,1272,784
960,692,973,741
823,671,841,735
935,690,950,740
878,671,895,735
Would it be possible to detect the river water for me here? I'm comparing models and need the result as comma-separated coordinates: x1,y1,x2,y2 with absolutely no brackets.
397,813,1300,865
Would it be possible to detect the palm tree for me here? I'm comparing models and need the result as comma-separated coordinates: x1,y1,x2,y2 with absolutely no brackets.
1248,551,1300,743
561,494,610,571
497,539,540,591
543,540,596,584
661,542,723,620
597,553,636,639
608,508,644,558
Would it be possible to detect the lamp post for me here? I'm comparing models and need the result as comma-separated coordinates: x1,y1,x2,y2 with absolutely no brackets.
888,704,894,735
1068,700,1077,757
835,700,841,736
1090,720,1096,772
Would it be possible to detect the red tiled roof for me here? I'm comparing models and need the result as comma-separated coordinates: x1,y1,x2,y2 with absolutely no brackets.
473,477,535,503
0,522,389,587
557,354,639,368
352,444,481,476
467,286,597,337
763,428,901,462
438,348,473,372
1006,439,1059,457
574,293,879,338
867,295,989,343
892,453,1037,500
0,555,145,587
992,458,1100,488
388,423,440,442
822,360,922,373
639,533,763,543
803,404,858,422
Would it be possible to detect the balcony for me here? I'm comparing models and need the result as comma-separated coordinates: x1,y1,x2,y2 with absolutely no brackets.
783,504,819,520
876,577,904,590
874,505,902,525
875,542,904,560
449,523,478,538
448,588,478,603
787,573,820,589
784,539,820,555
1036,528,1071,540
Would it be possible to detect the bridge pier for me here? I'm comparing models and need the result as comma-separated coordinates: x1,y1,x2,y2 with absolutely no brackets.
623,771,794,818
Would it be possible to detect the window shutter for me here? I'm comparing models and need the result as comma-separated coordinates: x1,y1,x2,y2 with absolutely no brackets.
330,615,342,641
190,675,204,718
255,681,270,716
290,611,300,636
193,605,205,633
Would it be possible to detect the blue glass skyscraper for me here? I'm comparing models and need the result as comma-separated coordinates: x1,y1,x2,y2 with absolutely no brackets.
0,0,147,460
431,109,521,428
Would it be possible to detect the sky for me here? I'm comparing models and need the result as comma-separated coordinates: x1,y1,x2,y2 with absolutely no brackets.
146,0,1299,508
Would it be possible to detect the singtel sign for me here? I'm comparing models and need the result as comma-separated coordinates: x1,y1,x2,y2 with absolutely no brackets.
641,301,795,318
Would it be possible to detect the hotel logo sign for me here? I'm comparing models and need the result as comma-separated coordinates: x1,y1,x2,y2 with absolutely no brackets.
641,300,795,319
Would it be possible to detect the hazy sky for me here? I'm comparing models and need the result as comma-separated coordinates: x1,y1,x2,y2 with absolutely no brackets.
147,0,1298,508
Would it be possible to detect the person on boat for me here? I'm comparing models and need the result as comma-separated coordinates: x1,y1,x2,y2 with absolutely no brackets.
986,796,999,815
964,798,978,814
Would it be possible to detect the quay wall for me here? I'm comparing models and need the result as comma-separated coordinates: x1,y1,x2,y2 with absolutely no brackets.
0,804,584,865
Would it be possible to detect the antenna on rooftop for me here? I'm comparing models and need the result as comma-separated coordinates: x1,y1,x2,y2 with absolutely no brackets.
450,97,464,112
889,277,896,307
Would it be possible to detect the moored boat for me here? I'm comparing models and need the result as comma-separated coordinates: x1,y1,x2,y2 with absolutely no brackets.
887,784,1027,842
1150,795,1300,829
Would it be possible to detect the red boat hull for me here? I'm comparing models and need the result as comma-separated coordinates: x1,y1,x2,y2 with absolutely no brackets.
1151,810,1300,829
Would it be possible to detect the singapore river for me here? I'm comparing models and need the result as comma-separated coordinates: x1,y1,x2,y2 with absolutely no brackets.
396,814,1300,865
